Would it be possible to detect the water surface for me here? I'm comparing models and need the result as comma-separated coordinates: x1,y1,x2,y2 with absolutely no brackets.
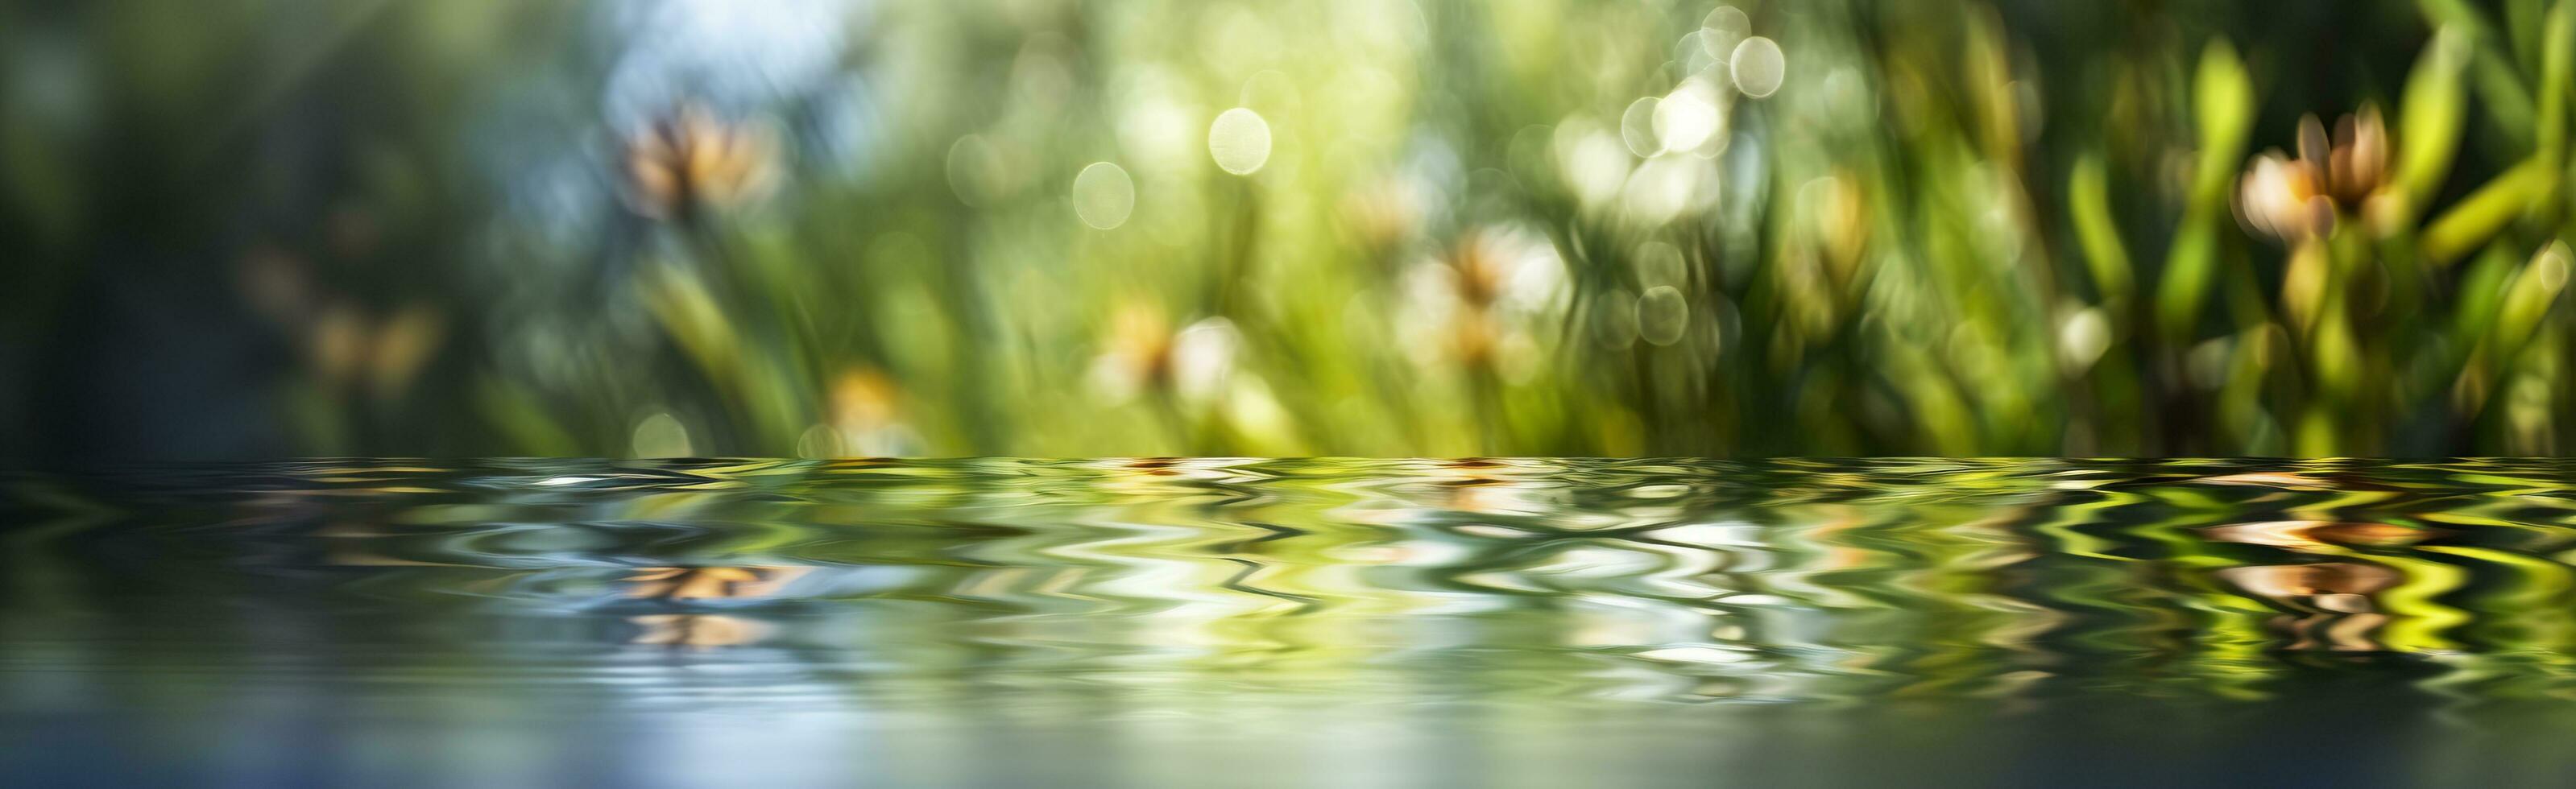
9,458,2576,787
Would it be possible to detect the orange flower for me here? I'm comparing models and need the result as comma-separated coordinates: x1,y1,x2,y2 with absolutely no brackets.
629,614,768,648
623,103,779,220
2322,105,2388,207
2234,106,2390,243
625,565,806,600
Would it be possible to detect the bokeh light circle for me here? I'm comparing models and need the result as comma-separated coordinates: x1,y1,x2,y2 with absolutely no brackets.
1621,97,1663,157
1655,80,1724,153
1731,36,1785,98
1072,162,1137,229
1638,286,1690,346
1701,6,1752,58
1207,108,1273,176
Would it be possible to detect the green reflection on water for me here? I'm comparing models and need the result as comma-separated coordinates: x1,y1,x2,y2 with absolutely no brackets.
10,458,2576,786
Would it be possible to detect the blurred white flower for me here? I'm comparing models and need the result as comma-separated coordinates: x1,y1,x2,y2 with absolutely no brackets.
1168,317,1240,406
1090,303,1239,407
2236,150,2331,243
1654,76,1729,155
1553,117,1632,209
1398,225,1568,373
1621,155,1717,225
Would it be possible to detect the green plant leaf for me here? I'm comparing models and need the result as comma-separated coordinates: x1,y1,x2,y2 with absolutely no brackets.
2397,26,2473,210
2156,41,2255,340
2069,154,2132,309
2422,159,2555,266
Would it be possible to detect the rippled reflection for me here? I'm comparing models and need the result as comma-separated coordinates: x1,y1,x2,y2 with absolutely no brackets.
13,458,2576,785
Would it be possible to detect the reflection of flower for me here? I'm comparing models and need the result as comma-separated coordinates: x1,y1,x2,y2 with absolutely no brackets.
2216,561,2400,651
2201,520,2437,551
626,565,806,600
622,566,806,647
1425,458,1557,515
623,103,780,221
2218,561,2399,603
1087,456,1253,496
2190,471,2334,490
630,614,768,648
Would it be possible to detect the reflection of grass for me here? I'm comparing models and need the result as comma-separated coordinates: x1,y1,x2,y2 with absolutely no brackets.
38,456,2576,701
6,1,2576,456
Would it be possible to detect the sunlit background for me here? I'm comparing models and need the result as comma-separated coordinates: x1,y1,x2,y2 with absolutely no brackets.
4,0,2574,460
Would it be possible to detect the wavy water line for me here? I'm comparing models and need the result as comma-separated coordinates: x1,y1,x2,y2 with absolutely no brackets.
15,458,2576,711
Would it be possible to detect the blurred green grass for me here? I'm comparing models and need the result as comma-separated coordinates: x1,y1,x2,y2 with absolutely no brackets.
2,0,2573,458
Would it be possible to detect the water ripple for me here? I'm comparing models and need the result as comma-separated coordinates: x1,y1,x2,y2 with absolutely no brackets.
13,459,2576,717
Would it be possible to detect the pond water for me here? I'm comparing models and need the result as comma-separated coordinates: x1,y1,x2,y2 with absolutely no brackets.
8,458,2576,787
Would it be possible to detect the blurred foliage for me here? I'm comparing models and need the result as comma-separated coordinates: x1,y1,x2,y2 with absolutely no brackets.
3,0,2575,458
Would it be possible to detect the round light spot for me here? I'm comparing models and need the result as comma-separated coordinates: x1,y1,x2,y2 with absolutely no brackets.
1620,156,1706,225
1730,37,1785,98
1655,79,1725,153
631,412,694,458
1556,122,1631,207
1700,6,1751,57
796,423,843,459
1207,108,1272,175
1675,32,1721,76
944,134,1001,205
1635,242,1688,287
2057,308,2112,372
1638,286,1690,346
2538,242,2573,291
1071,162,1136,229
1620,97,1663,157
